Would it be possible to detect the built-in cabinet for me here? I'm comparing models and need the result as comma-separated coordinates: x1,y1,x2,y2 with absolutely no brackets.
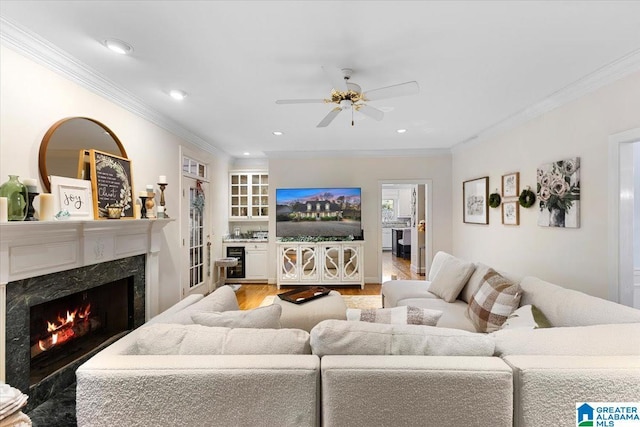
382,228,392,250
398,187,412,218
229,171,268,220
222,242,268,281
277,241,364,289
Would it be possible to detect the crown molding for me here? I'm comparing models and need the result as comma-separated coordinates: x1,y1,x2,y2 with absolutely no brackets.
0,16,223,157
264,147,451,159
452,48,640,153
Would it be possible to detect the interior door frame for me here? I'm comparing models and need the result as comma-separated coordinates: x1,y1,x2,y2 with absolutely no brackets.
608,127,640,306
377,179,433,282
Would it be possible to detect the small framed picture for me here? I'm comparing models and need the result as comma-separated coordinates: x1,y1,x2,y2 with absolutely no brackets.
50,175,94,219
502,172,519,198
502,201,519,225
463,176,489,224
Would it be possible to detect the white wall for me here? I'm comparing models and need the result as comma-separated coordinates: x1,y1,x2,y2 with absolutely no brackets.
0,46,230,312
452,71,640,299
268,154,452,282
634,142,640,269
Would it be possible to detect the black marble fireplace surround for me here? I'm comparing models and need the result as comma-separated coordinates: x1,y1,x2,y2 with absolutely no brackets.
5,255,146,412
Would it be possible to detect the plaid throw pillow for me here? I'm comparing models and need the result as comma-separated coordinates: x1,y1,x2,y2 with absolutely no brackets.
346,306,443,326
467,269,522,333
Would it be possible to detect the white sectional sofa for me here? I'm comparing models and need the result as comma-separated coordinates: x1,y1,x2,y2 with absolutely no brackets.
76,252,640,426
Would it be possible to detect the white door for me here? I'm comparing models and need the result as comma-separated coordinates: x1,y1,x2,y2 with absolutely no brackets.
181,175,211,298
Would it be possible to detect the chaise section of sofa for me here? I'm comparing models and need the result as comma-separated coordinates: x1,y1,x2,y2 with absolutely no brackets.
504,355,640,427
320,355,514,427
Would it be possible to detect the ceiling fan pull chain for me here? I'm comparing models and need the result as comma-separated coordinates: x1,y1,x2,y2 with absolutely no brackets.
351,108,354,127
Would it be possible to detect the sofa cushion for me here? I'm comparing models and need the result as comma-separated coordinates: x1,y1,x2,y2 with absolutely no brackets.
491,323,640,356
519,276,640,326
160,286,240,325
428,256,475,303
500,304,551,330
192,304,282,329
467,269,522,333
397,298,477,332
428,251,456,281
137,323,310,355
459,262,492,304
346,306,442,326
310,319,495,357
381,280,437,308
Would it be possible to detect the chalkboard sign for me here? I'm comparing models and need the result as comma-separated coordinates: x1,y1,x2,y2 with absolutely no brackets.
89,149,134,219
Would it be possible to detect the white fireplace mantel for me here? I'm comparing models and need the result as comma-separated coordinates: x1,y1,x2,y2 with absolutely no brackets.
0,218,172,382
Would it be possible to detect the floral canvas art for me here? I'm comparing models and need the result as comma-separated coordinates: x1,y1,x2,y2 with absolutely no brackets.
537,157,580,228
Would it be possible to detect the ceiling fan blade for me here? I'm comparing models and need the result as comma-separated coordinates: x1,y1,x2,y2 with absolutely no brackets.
317,107,342,128
363,81,419,101
276,99,326,104
322,65,348,92
358,103,384,121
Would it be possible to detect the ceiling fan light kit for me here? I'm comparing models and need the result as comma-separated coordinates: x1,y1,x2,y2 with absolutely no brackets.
275,66,419,128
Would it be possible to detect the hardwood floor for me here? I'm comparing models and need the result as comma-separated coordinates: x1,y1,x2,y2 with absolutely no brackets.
235,251,423,309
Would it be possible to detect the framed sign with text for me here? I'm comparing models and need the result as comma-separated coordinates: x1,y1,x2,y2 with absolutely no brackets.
50,175,94,219
89,149,134,219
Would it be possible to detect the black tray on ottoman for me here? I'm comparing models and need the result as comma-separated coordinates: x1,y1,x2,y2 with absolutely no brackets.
277,286,331,304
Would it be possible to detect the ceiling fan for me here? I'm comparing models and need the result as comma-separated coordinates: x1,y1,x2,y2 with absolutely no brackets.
275,66,419,127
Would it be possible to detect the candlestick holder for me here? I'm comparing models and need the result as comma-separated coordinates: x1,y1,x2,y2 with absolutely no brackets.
139,196,148,219
26,191,39,221
157,183,168,218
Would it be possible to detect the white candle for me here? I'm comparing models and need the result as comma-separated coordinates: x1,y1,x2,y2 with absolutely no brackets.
0,197,7,222
23,178,38,193
146,184,154,191
158,175,167,184
138,191,148,197
35,193,54,221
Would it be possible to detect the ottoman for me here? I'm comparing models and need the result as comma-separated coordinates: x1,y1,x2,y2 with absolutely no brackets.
275,290,347,332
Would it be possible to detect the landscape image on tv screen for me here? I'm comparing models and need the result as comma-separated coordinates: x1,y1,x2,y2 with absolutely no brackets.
276,188,362,238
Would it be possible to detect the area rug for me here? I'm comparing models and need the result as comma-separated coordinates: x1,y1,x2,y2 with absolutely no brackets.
260,294,382,309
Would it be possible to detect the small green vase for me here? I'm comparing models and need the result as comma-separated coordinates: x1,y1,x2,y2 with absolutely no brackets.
0,175,28,221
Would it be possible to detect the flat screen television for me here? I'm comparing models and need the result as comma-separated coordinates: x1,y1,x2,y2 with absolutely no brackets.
275,187,362,238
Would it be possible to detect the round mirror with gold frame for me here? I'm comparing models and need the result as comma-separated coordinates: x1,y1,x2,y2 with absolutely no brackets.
38,117,127,192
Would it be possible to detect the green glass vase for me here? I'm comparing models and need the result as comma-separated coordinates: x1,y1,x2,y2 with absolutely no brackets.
0,175,28,221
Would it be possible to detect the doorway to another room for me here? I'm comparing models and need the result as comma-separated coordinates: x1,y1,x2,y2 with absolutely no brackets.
379,181,432,283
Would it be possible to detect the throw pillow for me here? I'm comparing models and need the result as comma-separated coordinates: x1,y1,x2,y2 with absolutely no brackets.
466,269,522,333
160,285,240,324
191,304,282,329
427,256,476,302
137,323,310,355
346,306,442,326
310,319,495,357
500,304,551,330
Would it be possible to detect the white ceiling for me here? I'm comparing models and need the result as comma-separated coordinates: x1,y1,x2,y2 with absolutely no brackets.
2,1,640,159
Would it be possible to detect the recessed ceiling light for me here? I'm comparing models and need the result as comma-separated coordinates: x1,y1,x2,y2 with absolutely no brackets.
272,131,284,136
103,38,133,55
169,90,187,101
397,129,407,134
243,152,251,156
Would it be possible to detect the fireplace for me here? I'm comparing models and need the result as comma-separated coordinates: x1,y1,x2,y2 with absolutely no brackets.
5,255,146,411
29,277,133,386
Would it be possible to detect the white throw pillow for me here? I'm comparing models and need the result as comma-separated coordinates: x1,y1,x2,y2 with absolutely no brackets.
427,256,476,302
500,304,551,330
137,323,310,355
160,286,240,325
191,304,282,329
310,319,495,357
346,306,442,326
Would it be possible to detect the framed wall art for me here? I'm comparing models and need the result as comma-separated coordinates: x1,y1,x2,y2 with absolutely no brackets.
463,176,489,224
537,157,580,228
50,175,94,219
502,201,519,225
502,172,519,198
89,149,135,219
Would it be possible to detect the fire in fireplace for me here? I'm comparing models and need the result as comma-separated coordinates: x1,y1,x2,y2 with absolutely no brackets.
29,278,133,385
